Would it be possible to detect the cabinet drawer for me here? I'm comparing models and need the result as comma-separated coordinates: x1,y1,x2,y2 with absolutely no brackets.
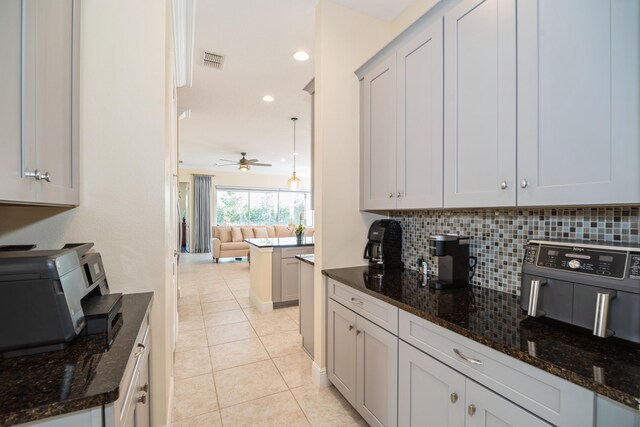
399,310,593,426
116,312,150,425
281,247,314,259
328,279,398,335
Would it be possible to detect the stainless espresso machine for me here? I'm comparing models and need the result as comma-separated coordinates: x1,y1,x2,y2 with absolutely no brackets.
521,240,640,343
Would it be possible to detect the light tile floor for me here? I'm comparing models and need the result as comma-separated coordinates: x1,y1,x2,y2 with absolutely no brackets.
173,253,367,427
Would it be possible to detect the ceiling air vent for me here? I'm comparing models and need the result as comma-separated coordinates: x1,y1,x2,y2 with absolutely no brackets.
202,51,225,69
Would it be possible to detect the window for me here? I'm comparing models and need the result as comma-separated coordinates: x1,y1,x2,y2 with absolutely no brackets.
215,187,313,227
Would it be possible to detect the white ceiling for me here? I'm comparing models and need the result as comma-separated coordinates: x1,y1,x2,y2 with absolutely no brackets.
177,0,411,178
330,0,414,21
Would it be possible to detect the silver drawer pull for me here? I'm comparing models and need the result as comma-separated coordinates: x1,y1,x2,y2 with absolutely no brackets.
137,394,147,404
134,343,146,358
350,297,363,306
25,169,41,180
41,171,51,182
450,392,458,403
453,348,483,366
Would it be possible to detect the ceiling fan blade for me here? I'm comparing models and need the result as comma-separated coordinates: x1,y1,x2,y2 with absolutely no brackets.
214,163,238,167
245,159,259,163
219,159,238,163
252,163,272,167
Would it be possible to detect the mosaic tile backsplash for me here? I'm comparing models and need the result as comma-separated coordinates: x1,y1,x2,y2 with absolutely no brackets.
390,207,640,296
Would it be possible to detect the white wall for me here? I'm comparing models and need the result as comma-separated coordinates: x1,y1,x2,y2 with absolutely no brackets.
312,0,390,368
0,0,173,424
311,0,442,373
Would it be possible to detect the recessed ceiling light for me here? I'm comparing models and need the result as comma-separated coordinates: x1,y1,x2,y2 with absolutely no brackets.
293,51,310,61
293,152,299,156
262,95,275,102
281,158,287,162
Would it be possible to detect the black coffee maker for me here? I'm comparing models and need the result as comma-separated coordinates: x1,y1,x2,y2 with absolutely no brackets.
429,234,476,289
363,220,403,270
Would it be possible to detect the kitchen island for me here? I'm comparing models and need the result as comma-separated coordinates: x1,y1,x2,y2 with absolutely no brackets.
246,237,314,311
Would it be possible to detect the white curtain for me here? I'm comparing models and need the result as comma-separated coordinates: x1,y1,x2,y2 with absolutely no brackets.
193,175,212,253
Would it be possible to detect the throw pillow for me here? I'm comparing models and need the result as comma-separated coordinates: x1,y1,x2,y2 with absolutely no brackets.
231,226,243,242
254,227,268,238
275,225,294,237
266,226,276,238
218,227,232,243
241,226,255,239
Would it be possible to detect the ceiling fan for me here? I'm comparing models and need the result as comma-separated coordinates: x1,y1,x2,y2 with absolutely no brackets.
214,152,272,172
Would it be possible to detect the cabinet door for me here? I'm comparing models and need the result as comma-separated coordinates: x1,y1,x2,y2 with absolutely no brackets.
398,341,465,427
0,0,38,203
356,315,398,427
23,0,80,205
280,258,300,302
517,0,640,206
362,55,397,210
327,299,357,406
396,18,444,209
465,380,552,427
444,0,516,208
135,350,151,427
299,261,314,356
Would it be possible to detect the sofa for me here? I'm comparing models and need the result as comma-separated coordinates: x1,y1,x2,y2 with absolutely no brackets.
211,225,315,262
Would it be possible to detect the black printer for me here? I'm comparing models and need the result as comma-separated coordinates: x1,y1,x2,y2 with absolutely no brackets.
0,243,122,357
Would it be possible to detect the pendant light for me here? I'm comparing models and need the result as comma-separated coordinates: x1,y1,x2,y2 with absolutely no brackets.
287,117,302,190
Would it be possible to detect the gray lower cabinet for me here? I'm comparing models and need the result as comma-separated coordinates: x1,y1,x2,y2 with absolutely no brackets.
299,260,314,356
399,341,465,426
0,0,79,206
328,298,398,427
399,341,550,427
281,258,301,302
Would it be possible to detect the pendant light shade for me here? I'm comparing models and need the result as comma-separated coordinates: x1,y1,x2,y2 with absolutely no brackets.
288,117,302,190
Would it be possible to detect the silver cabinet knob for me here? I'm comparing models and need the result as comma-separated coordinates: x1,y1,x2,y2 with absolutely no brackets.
388,192,393,198
450,392,458,403
520,179,528,188
356,330,362,336
137,394,147,404
468,404,476,416
25,169,41,180
396,192,402,198
140,383,149,393
41,172,51,182
348,325,354,331
500,181,508,190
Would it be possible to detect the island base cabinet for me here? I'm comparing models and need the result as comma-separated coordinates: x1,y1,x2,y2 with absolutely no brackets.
399,341,551,427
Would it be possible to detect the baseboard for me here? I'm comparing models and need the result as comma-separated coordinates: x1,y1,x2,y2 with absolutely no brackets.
166,374,174,426
312,361,331,388
250,289,273,313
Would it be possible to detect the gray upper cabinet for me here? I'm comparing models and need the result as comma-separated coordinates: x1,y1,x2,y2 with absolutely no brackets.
0,0,80,206
361,55,397,210
396,18,444,209
0,0,38,203
516,0,640,206
443,0,517,208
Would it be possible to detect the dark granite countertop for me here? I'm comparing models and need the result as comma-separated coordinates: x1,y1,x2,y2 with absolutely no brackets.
323,266,640,410
0,292,154,426
246,236,315,248
296,253,315,265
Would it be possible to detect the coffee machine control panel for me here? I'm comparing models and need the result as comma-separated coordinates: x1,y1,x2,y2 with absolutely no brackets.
525,243,631,279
